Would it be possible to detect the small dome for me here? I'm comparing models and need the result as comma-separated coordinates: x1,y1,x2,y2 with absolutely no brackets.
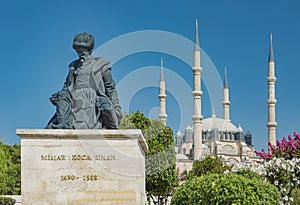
176,153,189,160
202,117,237,132
185,124,192,131
237,124,243,132
176,131,182,137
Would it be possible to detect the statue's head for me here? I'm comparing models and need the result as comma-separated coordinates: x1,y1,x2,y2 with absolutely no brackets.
72,32,95,55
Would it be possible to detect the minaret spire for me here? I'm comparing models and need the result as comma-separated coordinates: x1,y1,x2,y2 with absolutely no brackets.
268,33,274,62
267,33,277,145
192,19,203,160
224,67,228,88
194,19,200,51
222,67,231,122
158,58,167,125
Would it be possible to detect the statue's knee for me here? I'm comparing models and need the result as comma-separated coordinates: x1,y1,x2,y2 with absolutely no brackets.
101,108,118,129
55,91,72,112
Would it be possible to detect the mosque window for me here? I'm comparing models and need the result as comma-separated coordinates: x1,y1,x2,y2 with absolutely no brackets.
220,132,224,140
224,132,228,140
183,148,186,155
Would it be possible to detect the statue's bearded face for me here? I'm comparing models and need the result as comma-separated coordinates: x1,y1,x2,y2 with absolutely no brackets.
74,46,90,58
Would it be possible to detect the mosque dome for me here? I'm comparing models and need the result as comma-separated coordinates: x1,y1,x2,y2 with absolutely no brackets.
202,117,237,132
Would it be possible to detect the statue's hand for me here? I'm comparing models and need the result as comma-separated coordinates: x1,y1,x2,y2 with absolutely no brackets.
50,93,58,106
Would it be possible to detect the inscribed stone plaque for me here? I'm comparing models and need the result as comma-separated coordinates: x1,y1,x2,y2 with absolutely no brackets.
17,129,148,205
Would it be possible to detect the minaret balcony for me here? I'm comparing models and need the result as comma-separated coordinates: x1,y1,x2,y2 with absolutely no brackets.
267,77,277,82
192,91,203,97
158,94,167,99
267,122,278,127
192,115,203,121
192,66,202,73
222,101,231,105
267,99,277,104
159,114,167,119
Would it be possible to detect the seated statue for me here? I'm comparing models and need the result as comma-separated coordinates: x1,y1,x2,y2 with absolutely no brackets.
46,32,122,129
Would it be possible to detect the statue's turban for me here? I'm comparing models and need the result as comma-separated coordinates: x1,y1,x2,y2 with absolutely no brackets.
72,32,94,51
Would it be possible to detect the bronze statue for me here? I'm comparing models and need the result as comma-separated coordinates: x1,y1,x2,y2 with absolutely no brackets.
46,32,122,129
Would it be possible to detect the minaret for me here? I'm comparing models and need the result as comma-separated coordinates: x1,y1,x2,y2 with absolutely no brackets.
222,67,231,122
267,33,277,145
192,19,203,160
158,58,167,125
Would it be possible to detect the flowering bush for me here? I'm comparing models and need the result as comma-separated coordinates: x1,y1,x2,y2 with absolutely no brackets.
231,158,300,205
250,132,300,204
255,132,300,160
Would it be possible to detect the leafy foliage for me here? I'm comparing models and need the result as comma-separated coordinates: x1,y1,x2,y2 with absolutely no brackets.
119,111,151,130
0,141,21,195
187,156,232,180
233,169,263,181
120,111,178,204
231,155,300,204
171,173,280,205
291,188,300,205
0,196,16,205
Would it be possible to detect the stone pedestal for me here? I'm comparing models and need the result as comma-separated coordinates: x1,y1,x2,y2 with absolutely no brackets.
16,129,148,205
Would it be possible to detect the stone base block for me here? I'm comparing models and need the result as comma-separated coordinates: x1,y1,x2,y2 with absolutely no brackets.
17,129,148,205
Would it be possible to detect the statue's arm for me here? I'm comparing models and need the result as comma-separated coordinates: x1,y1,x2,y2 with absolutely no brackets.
64,61,77,91
102,68,122,119
102,69,119,106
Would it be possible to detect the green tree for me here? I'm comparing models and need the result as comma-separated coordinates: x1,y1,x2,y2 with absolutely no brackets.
0,141,21,195
120,111,178,204
187,156,232,180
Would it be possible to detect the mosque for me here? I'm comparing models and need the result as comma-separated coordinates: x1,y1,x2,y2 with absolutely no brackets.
157,20,277,172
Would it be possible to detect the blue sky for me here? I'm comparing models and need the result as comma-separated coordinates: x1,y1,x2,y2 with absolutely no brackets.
0,0,299,151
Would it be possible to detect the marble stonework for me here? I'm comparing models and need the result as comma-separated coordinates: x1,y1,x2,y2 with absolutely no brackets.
17,129,148,205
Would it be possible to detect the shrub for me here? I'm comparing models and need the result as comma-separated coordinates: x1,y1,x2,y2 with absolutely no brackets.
171,173,280,205
0,196,16,205
231,158,300,204
233,168,263,181
187,156,232,180
291,188,300,205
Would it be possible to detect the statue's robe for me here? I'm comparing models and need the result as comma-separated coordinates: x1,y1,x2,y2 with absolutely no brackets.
47,55,121,129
